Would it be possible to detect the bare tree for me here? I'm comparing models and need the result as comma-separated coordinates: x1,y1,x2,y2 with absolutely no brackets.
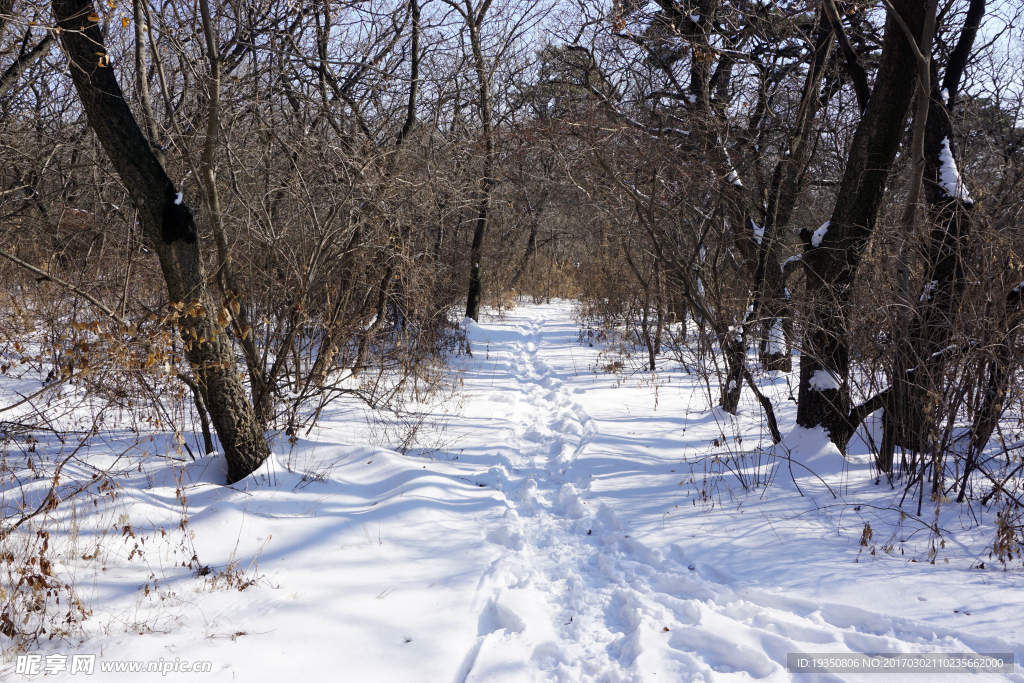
796,0,927,448
50,0,270,483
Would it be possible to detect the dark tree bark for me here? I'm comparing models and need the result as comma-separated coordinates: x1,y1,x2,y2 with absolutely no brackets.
822,0,870,114
508,221,538,292
396,0,420,147
796,0,927,450
458,0,495,322
879,0,986,472
51,0,270,484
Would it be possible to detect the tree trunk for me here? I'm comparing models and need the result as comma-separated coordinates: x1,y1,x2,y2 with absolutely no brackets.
52,0,270,484
508,221,538,292
756,12,835,373
797,0,926,450
463,0,494,321
881,0,985,471
0,33,54,98
720,335,746,413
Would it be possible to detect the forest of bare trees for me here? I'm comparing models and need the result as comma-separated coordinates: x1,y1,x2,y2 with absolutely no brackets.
2,0,1023,505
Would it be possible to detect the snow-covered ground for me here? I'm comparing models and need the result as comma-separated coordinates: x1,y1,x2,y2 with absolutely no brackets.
3,301,1023,681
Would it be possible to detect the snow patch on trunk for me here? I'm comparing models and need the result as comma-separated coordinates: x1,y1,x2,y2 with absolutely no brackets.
938,137,973,204
766,318,785,355
811,221,829,248
808,369,839,391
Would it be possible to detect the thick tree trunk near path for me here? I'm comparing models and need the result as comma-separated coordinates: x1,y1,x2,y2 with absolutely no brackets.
461,0,495,322
879,0,985,472
51,0,270,484
881,100,975,471
466,200,489,321
796,0,926,450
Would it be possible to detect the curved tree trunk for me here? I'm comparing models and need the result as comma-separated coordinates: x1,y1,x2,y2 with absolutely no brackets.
52,0,270,484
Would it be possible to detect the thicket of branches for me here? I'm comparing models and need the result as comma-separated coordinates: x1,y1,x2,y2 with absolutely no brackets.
1,0,1023,516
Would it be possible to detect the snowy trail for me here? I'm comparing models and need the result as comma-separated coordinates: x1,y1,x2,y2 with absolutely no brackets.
457,307,1021,683
10,302,1022,682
